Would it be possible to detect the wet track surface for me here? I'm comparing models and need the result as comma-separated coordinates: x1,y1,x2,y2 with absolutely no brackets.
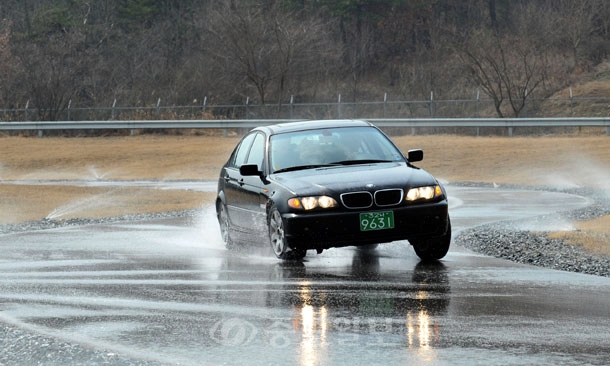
1,185,609,365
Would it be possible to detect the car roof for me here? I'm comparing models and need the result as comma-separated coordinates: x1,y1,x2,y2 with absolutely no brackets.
255,119,374,135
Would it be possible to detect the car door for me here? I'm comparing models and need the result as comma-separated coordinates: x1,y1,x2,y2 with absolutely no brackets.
222,132,257,231
238,132,267,234
222,132,267,234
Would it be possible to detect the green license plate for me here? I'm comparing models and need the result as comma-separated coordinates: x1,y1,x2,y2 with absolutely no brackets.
360,211,395,231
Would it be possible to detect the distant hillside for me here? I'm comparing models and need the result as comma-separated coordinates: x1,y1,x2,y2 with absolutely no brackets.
1,1,610,120
542,62,610,117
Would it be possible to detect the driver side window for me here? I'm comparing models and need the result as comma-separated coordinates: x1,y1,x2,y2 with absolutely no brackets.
246,133,266,169
229,133,256,168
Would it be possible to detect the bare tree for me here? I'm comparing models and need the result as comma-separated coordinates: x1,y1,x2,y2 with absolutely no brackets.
457,27,550,118
0,19,23,108
552,0,602,70
203,0,339,115
15,31,87,120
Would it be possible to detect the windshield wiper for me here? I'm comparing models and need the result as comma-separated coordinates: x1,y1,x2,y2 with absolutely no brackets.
329,159,394,165
273,160,394,173
273,164,339,173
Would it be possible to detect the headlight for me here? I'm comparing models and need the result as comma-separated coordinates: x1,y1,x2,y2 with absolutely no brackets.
406,185,443,202
288,196,337,210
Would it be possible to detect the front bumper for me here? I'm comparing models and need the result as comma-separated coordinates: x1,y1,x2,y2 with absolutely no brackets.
282,200,449,250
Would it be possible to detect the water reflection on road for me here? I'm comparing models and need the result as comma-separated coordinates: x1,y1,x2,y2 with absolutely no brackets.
202,248,450,365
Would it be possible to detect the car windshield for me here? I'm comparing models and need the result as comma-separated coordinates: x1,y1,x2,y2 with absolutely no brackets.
269,126,404,173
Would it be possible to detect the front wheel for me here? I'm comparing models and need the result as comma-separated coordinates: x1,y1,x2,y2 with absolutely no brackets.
268,206,306,260
411,218,451,261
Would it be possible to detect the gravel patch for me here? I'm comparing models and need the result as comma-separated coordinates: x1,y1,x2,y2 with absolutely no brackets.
0,325,162,366
0,210,201,236
453,183,610,277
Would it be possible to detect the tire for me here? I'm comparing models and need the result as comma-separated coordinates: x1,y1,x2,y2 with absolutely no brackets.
411,218,451,261
268,206,306,260
217,202,236,249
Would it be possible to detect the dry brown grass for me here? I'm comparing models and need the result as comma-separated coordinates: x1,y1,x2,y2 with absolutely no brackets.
0,135,233,223
1,133,609,255
0,135,237,181
0,184,214,224
393,134,610,188
549,216,610,256
542,63,610,117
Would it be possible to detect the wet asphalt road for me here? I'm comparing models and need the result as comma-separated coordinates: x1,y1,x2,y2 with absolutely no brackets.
0,185,609,365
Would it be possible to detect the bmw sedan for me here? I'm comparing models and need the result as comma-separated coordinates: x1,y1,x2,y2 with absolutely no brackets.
216,120,450,260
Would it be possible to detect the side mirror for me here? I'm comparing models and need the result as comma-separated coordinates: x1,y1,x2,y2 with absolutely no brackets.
407,149,423,162
240,164,269,184
239,164,261,176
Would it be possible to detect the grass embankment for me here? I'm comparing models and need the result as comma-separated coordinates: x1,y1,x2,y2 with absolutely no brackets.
1,133,609,255
0,135,237,224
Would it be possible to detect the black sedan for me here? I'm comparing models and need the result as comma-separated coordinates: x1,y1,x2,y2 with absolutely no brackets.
216,120,450,260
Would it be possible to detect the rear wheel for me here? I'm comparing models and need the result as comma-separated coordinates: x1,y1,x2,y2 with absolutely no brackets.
411,218,451,261
357,244,379,253
217,202,236,249
268,206,306,260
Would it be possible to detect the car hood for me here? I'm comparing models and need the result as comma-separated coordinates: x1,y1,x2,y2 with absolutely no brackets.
270,162,438,195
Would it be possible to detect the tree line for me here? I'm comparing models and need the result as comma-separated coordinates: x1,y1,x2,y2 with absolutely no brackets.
1,0,609,120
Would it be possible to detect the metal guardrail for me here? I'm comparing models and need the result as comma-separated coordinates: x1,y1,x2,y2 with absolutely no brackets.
1,118,609,136
373,117,610,136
